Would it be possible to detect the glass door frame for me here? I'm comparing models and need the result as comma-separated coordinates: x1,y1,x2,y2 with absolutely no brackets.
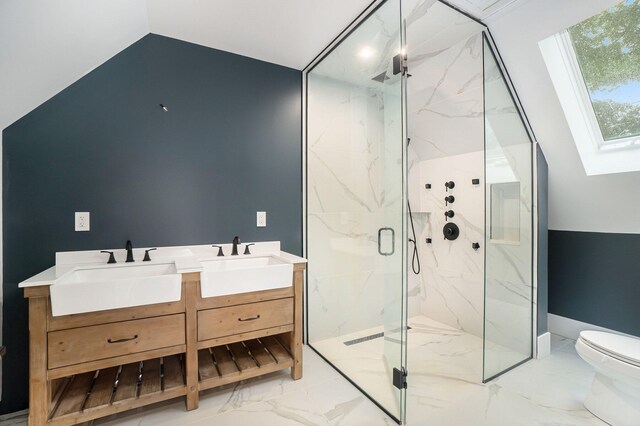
481,30,538,382
302,0,409,423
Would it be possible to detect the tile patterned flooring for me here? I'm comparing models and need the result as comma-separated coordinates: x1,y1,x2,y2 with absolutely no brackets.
311,315,530,414
2,334,606,426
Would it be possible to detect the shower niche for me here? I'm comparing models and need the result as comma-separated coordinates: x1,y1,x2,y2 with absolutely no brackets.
305,0,541,423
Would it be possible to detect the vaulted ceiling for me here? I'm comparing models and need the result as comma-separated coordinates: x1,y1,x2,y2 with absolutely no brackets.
146,0,372,69
145,0,521,70
1,0,518,133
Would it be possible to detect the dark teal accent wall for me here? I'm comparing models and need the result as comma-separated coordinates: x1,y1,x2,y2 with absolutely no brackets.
1,34,302,414
549,230,640,337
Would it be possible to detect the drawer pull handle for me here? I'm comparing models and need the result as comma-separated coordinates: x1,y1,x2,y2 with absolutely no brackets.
238,315,260,322
107,335,138,344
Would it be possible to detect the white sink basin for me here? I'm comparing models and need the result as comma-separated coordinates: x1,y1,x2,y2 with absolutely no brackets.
200,256,293,298
50,263,182,316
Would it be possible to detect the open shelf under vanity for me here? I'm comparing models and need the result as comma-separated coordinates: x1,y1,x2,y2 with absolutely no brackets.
198,336,294,390
49,355,187,426
48,335,295,425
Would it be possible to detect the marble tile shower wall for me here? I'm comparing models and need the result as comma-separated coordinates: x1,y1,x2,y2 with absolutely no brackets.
307,75,389,341
406,33,485,351
407,30,533,368
413,152,485,340
484,127,534,360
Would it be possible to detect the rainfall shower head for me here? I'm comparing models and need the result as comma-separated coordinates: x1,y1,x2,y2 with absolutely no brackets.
371,71,389,83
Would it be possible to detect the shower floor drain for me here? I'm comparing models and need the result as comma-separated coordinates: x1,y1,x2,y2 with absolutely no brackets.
343,327,412,346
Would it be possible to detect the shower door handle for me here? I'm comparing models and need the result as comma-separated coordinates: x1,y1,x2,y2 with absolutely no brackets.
378,227,395,256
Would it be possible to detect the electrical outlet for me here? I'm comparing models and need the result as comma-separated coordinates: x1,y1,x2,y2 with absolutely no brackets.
256,211,266,227
75,212,90,231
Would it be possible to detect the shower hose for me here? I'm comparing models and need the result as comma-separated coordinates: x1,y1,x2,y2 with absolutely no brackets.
408,199,421,275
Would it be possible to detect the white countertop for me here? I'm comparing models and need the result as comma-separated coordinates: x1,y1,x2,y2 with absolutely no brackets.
19,241,306,288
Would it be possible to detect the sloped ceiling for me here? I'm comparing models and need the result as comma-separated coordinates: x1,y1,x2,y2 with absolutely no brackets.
446,0,520,19
0,0,149,132
1,0,531,132
0,0,522,134
487,0,640,234
146,0,373,69
144,0,523,70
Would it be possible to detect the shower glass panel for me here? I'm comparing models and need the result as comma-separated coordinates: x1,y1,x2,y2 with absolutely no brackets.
483,36,533,380
306,0,407,421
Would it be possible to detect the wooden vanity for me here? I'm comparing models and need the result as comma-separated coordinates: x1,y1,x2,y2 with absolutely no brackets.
24,263,305,426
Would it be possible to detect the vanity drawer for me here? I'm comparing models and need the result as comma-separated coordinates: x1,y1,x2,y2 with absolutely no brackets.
48,314,185,369
198,298,293,341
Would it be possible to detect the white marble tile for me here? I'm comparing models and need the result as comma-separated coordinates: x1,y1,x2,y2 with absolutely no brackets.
404,0,485,60
192,391,330,426
408,34,484,108
409,86,484,160
551,333,575,352
308,268,388,341
416,152,485,338
93,347,339,426
305,378,395,426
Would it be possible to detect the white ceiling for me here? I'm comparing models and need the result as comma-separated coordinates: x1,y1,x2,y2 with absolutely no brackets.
146,0,372,70
0,0,516,134
0,0,149,132
144,0,523,70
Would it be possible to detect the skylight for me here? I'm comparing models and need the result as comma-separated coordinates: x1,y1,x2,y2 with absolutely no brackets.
539,0,640,175
567,0,640,142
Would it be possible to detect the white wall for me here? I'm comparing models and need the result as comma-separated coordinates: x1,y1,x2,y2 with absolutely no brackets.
486,0,640,234
0,0,149,400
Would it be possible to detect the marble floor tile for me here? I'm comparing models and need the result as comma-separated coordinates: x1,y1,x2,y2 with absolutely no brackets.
93,346,340,426
305,377,395,426
551,333,575,352
190,391,330,426
1,334,606,426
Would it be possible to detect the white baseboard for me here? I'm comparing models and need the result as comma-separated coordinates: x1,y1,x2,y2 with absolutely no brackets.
536,332,550,359
548,314,635,341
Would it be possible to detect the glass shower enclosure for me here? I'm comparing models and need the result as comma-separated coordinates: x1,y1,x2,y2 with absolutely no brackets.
306,0,408,420
305,0,535,423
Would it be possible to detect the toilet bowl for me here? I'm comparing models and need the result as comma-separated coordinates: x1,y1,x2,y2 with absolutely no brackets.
575,330,640,426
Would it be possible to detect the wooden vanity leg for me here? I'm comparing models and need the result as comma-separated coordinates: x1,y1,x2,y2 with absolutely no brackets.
290,265,304,380
184,274,199,410
28,295,49,425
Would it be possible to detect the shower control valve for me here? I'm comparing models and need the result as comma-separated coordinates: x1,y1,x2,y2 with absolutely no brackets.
445,195,455,205
445,181,455,191
444,210,455,219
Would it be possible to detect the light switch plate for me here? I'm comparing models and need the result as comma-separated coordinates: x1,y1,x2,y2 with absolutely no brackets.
257,211,266,227
75,212,90,231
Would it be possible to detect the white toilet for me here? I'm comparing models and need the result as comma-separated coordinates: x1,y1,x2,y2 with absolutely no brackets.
575,330,640,426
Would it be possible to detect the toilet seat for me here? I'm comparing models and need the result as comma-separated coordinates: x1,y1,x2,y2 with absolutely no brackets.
579,331,640,368
576,331,640,426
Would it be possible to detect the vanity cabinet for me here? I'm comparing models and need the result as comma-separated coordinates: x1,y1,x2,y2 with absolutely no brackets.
47,314,186,369
197,298,293,341
24,263,305,426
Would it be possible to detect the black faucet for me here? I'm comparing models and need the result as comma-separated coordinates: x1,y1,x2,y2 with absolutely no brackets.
231,236,241,256
101,251,116,264
125,240,134,262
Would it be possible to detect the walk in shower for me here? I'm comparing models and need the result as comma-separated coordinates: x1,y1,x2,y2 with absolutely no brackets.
305,0,536,423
